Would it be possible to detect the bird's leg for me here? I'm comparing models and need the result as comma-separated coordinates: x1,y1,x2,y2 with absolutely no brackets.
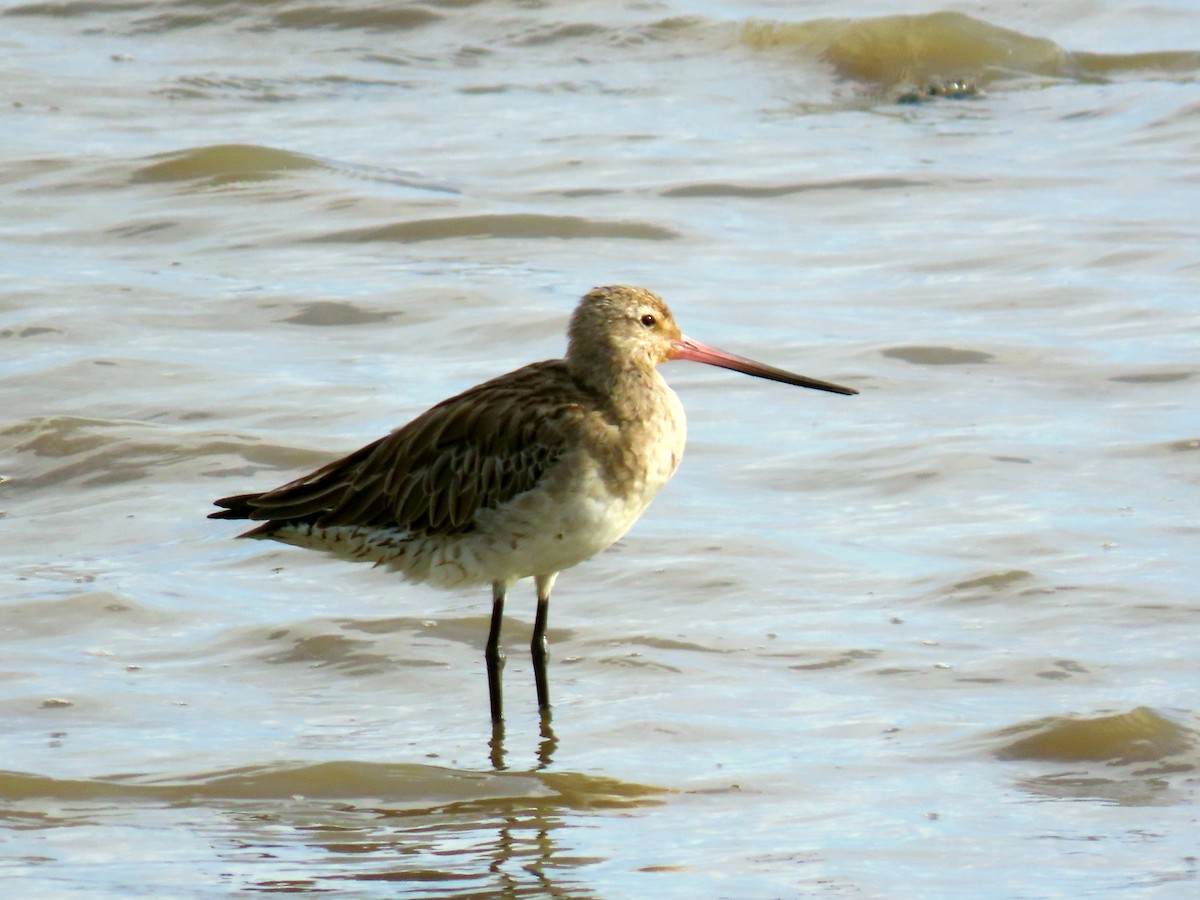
532,598,550,711
486,580,507,723
532,573,558,713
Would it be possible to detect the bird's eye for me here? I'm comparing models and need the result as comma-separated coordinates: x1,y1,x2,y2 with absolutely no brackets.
640,314,656,328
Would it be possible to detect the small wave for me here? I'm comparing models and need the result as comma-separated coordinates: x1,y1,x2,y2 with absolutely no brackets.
131,144,326,186
994,706,1195,764
662,176,924,199
270,4,440,32
6,1,442,34
2,416,331,490
881,345,995,366
0,759,663,810
738,11,1200,93
130,143,455,195
1,590,182,640
319,213,679,243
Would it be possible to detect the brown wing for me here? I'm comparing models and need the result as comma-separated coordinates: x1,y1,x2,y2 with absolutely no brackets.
210,360,592,538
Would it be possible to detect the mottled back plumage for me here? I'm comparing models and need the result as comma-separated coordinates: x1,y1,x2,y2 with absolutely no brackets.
214,361,593,539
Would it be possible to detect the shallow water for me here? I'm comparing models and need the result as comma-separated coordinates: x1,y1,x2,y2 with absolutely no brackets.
3,1,1199,896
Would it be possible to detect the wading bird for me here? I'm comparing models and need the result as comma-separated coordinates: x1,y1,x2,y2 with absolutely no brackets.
211,286,856,721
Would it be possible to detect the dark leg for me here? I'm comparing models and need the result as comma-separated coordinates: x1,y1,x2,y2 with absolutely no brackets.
532,573,557,713
486,581,507,723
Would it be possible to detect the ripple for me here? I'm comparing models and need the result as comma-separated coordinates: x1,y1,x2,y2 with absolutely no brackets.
0,759,663,809
271,4,441,32
994,706,1195,764
662,176,923,198
737,11,1200,93
131,144,326,186
2,416,331,490
280,301,398,327
319,213,679,243
1109,370,1195,384
881,345,994,366
1,591,181,640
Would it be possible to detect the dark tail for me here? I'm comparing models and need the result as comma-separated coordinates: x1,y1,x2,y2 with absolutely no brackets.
208,436,387,535
209,492,261,521
209,492,289,538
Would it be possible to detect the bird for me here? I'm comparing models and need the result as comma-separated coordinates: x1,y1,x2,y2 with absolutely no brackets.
210,285,857,722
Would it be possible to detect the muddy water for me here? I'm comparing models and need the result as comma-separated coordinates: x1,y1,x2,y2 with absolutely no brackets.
3,1,1199,896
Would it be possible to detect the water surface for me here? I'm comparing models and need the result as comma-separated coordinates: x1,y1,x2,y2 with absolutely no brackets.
2,1,1199,895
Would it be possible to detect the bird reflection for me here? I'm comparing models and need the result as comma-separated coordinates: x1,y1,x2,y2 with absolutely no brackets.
489,708,558,771
178,751,663,895
537,710,558,770
489,719,507,770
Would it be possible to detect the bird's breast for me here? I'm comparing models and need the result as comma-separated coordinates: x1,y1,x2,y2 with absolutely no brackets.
586,376,686,507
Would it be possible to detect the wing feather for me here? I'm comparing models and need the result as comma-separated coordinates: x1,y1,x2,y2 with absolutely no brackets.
210,360,594,539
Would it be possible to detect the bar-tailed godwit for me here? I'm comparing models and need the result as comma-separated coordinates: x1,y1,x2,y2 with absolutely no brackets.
211,286,856,721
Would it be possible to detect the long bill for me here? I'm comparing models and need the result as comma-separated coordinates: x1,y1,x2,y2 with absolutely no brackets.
670,336,858,396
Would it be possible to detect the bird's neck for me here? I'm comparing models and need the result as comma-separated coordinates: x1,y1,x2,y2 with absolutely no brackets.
570,356,671,424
